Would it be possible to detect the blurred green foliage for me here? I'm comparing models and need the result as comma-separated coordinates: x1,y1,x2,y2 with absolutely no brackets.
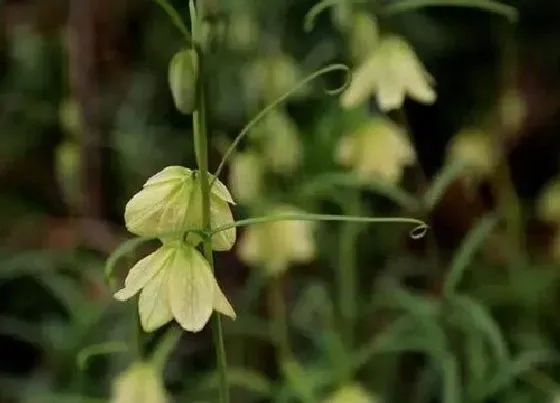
2,0,560,402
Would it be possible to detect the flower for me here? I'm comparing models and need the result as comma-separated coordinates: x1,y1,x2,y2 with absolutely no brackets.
324,384,376,403
229,150,263,203
335,117,415,184
110,362,167,403
124,166,236,251
114,241,235,332
258,109,302,174
341,35,436,111
446,127,496,179
349,12,379,63
536,178,560,223
238,205,315,276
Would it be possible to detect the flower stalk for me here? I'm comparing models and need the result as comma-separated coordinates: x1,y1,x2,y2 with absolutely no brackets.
189,1,229,401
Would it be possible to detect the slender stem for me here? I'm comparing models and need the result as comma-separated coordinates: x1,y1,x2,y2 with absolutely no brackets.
190,1,229,402
269,275,291,361
337,191,360,355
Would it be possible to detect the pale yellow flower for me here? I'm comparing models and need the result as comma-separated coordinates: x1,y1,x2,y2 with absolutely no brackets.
341,35,436,111
114,242,235,332
110,362,167,403
229,151,263,203
245,53,305,104
259,110,302,174
124,166,236,251
446,127,496,179
238,206,315,276
324,383,377,403
536,178,560,223
335,117,415,184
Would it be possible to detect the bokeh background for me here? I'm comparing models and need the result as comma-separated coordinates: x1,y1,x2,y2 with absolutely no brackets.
2,0,560,402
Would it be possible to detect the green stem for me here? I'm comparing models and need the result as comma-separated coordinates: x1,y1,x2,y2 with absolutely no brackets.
337,191,361,356
190,1,229,402
269,275,291,361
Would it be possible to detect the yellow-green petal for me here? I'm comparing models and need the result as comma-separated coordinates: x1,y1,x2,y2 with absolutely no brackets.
167,247,214,332
110,362,168,403
138,267,173,332
114,247,173,301
209,174,236,205
212,280,236,319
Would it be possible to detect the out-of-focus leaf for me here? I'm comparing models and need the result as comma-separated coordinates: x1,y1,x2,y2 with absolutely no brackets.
384,0,518,22
423,159,467,211
196,368,273,397
479,349,559,400
451,294,509,363
444,215,497,296
77,341,129,371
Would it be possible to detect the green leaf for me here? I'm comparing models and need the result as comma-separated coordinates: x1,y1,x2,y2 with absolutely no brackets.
76,341,129,371
444,215,497,296
450,294,509,364
384,0,518,22
479,349,559,399
423,159,467,211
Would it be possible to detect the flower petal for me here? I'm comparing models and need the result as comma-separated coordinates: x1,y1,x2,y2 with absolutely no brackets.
124,167,193,236
138,267,173,332
144,166,192,188
114,246,173,301
167,246,214,332
341,54,378,109
209,197,236,251
209,174,236,205
212,280,236,319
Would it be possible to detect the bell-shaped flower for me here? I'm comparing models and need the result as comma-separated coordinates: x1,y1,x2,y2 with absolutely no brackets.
238,205,315,276
245,53,306,105
536,178,560,223
341,35,436,111
446,127,496,180
124,166,236,251
324,384,377,403
229,150,263,203
114,241,236,332
110,362,167,403
258,109,302,174
335,117,415,184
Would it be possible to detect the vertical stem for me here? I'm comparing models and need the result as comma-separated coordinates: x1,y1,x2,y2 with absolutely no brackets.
269,275,291,361
190,1,229,402
337,191,360,353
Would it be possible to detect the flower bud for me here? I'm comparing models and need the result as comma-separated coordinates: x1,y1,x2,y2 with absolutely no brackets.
168,49,197,114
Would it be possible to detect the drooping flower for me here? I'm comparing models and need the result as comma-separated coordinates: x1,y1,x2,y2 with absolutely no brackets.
446,127,496,179
324,383,377,403
335,116,415,184
124,166,236,251
238,205,315,276
341,35,436,111
229,150,263,203
110,362,167,403
536,178,560,223
114,241,235,332
257,109,302,174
